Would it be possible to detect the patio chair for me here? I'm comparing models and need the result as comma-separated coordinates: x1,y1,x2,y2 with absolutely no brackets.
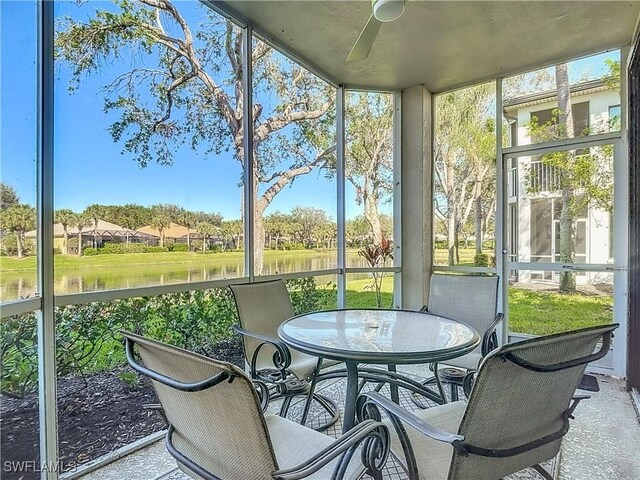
418,273,502,403
356,323,617,480
230,280,340,430
122,331,391,480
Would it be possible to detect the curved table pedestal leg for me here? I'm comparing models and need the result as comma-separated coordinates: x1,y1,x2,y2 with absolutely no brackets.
342,361,360,433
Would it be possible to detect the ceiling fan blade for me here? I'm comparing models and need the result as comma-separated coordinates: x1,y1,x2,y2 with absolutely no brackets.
346,14,382,62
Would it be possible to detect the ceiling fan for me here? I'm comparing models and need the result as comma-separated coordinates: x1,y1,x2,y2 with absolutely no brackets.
346,0,406,62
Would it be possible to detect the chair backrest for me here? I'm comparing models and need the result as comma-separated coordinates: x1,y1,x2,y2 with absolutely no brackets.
229,280,299,372
448,323,617,480
427,274,499,334
121,332,279,479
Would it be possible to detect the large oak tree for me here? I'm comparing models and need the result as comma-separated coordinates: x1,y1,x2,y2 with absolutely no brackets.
56,0,334,273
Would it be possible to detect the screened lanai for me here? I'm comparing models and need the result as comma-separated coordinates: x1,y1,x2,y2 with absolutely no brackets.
1,1,639,479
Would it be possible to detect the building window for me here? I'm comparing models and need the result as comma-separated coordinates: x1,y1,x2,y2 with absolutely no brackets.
608,104,621,131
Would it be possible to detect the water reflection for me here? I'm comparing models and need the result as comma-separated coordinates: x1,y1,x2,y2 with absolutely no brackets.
1,252,372,301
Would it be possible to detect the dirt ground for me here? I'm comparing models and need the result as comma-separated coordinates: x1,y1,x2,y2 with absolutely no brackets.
1,339,244,480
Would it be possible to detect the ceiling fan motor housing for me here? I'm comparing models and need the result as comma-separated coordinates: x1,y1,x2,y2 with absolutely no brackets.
373,0,406,23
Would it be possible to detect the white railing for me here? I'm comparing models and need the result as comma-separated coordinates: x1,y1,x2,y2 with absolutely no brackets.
529,160,561,193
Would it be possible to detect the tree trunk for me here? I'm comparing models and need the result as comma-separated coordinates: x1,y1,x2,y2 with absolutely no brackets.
559,192,576,291
474,183,483,255
16,231,24,259
159,230,164,248
62,227,69,255
454,228,460,264
446,162,456,265
77,231,83,256
364,192,383,245
187,232,191,251
555,63,576,291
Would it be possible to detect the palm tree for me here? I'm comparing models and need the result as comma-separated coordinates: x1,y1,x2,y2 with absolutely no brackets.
0,204,36,258
54,209,75,254
84,204,105,248
150,213,171,248
179,211,197,251
196,221,217,252
72,213,92,256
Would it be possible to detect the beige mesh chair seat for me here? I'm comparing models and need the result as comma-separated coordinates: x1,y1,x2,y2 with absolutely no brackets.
122,332,391,480
418,274,502,403
230,280,340,430
358,324,617,480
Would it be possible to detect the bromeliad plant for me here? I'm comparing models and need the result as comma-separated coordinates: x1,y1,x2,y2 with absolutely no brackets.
358,237,394,308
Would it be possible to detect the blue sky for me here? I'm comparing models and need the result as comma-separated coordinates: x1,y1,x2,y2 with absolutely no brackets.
1,0,344,220
0,1,617,221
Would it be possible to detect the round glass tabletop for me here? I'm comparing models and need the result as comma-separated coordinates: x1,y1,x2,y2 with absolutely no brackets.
279,309,480,364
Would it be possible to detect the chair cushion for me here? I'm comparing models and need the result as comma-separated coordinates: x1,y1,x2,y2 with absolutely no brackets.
386,401,466,480
266,415,364,480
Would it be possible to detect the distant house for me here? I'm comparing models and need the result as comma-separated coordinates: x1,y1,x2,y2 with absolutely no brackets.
503,79,619,285
136,222,196,245
25,220,156,252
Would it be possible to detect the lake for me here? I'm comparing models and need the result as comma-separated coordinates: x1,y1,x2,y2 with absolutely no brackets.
0,250,380,302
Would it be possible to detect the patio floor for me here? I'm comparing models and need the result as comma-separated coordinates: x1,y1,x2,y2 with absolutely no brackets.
77,368,640,480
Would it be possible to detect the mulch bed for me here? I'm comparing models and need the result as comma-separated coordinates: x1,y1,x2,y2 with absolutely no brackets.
1,340,244,480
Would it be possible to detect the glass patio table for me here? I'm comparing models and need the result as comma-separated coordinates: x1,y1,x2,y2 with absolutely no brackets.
278,308,480,432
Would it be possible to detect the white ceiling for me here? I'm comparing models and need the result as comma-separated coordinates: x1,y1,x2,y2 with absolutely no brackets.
215,1,640,92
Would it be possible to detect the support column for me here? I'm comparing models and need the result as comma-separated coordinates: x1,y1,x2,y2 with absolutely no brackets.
400,85,433,309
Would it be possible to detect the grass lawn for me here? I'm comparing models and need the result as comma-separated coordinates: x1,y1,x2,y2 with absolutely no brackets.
508,287,612,335
332,276,612,336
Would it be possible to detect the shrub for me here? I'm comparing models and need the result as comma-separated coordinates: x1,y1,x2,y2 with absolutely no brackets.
82,247,98,256
474,253,489,267
0,277,330,397
169,243,189,252
282,241,305,250
99,243,148,254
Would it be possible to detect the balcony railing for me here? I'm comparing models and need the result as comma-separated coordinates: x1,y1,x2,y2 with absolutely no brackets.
529,160,561,194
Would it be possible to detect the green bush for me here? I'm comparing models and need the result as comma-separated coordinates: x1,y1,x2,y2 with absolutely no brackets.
0,277,329,397
83,247,98,256
434,240,448,250
169,243,189,252
474,253,489,267
282,241,305,250
99,243,148,254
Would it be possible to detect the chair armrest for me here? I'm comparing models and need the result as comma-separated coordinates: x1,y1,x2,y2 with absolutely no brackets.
273,419,390,480
232,325,292,379
481,313,503,356
252,379,271,413
358,391,464,445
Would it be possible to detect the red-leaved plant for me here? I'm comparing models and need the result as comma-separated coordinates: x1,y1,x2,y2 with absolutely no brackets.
358,238,394,307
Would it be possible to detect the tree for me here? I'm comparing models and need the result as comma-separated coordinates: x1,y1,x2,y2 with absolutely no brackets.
526,63,613,292
345,93,394,244
346,215,371,247
433,83,496,265
83,204,105,248
56,0,335,274
72,213,92,256
0,182,20,210
264,212,288,250
179,211,197,251
221,219,243,250
150,212,171,248
0,205,36,258
196,221,217,252
55,209,76,254
289,206,331,248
